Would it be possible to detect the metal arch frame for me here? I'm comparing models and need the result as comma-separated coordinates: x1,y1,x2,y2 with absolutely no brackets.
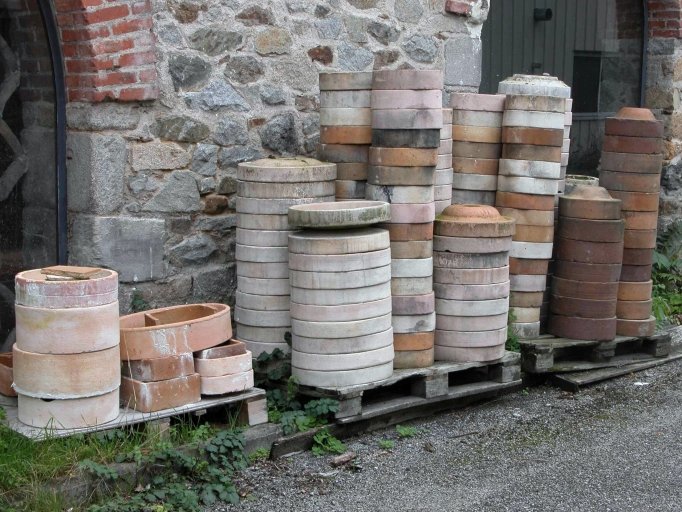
35,0,67,264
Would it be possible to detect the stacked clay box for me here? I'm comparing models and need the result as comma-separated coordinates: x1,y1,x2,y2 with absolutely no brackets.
435,108,454,214
598,107,664,337
433,205,515,362
319,72,372,201
367,69,443,368
120,304,232,412
450,93,505,205
235,158,336,356
287,201,394,388
14,268,120,428
194,339,254,396
549,186,624,341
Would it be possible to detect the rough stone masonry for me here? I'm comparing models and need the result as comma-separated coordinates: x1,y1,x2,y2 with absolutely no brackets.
64,0,490,312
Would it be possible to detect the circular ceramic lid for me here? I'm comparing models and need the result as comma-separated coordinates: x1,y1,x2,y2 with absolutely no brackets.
289,201,391,229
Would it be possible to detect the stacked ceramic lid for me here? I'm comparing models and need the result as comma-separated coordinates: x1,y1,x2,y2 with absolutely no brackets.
319,72,372,201
368,69,442,369
451,93,505,206
287,201,394,388
435,108,454,214
235,158,336,356
194,339,253,396
548,186,624,341
120,303,231,411
14,267,120,428
559,99,574,194
433,205,515,362
496,74,570,339
599,107,664,337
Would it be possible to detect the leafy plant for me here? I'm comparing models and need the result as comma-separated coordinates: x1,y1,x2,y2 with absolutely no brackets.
506,309,521,352
395,425,418,438
79,460,120,481
248,448,270,462
652,220,682,325
129,290,149,313
311,429,346,456
378,439,395,450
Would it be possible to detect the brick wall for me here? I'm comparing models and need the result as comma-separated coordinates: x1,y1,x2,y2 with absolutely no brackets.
54,0,158,102
648,0,682,38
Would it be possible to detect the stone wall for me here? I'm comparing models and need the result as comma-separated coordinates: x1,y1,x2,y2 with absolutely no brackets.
62,0,489,312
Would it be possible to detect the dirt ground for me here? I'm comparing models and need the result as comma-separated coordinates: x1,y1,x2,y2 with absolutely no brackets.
211,352,682,512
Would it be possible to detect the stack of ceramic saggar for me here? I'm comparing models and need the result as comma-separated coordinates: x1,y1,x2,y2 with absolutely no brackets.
450,93,505,205
287,201,394,387
494,85,568,340
549,185,624,341
194,339,253,396
319,72,372,201
120,304,231,412
433,205,515,361
559,99,574,195
435,108,454,214
599,107,664,337
368,69,443,368
235,158,336,356
14,267,120,429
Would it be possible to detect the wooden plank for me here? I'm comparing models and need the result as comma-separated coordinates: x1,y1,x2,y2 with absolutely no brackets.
3,388,266,440
550,352,682,392
550,352,662,373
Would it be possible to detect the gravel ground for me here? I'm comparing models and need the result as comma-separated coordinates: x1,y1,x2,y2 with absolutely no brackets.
210,356,682,512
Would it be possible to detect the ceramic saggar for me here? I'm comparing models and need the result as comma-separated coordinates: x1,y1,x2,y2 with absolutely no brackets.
288,208,394,388
598,107,663,337
194,339,254,396
433,204,515,362
548,185,624,341
235,157,337,356
319,72,372,201
14,266,121,429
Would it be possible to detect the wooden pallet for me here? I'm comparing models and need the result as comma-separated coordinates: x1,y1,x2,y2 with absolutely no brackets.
519,332,671,375
297,351,522,424
0,388,268,440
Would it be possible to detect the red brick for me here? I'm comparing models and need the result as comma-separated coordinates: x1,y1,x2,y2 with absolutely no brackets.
81,4,130,25
116,50,156,67
131,0,152,15
66,57,114,72
117,85,159,101
445,0,474,16
60,25,110,41
111,17,153,35
92,37,134,55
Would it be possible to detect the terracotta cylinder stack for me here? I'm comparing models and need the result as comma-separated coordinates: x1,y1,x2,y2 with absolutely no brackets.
559,99,574,194
194,339,254,396
435,108,454,214
235,158,336,356
433,205,515,362
598,107,664,337
367,69,442,369
287,201,394,388
450,93,505,206
319,72,372,201
120,303,232,412
14,269,120,429
548,186,624,341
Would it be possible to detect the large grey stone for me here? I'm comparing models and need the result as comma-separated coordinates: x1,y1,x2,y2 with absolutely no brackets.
169,233,217,265
445,37,482,87
315,17,343,39
403,34,438,63
224,55,264,84
184,81,250,111
192,264,237,304
67,132,126,214
195,214,238,234
213,118,248,146
255,27,292,55
188,27,243,55
131,142,191,171
236,6,274,25
191,143,219,176
344,16,368,43
69,215,166,283
395,0,423,23
66,103,140,131
168,54,211,91
260,84,288,105
199,177,215,194
259,113,300,155
127,173,159,196
218,146,262,169
269,59,317,92
337,42,374,71
347,0,379,8
142,171,201,213
154,115,209,142
156,22,184,45
368,21,400,45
